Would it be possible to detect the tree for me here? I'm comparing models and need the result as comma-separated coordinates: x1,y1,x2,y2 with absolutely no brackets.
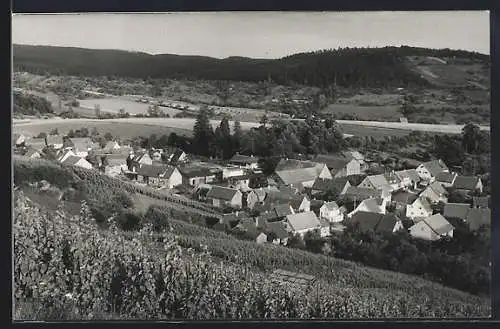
259,112,269,127
90,127,99,137
49,128,58,135
462,123,481,154
104,132,114,141
433,135,465,167
118,108,129,118
94,104,101,118
35,132,47,139
232,120,242,152
192,107,214,156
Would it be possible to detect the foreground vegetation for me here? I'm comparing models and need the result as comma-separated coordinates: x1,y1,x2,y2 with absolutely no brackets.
14,191,490,320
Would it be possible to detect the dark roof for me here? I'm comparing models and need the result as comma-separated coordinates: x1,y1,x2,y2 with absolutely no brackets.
375,214,400,233
443,203,471,220
266,221,289,239
137,164,176,178
343,186,382,201
436,172,457,183
473,196,490,208
465,208,491,231
290,196,307,210
421,159,449,177
453,176,481,190
230,153,259,164
310,200,325,212
274,204,294,218
206,186,240,201
349,211,383,231
392,191,419,204
424,214,454,235
428,181,447,195
313,154,351,171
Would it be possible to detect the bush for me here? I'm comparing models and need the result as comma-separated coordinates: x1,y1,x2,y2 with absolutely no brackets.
115,210,143,231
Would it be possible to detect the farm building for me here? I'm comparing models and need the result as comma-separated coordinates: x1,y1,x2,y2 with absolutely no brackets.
452,176,483,193
206,186,243,209
420,182,448,204
416,159,449,182
348,197,387,218
319,201,344,223
284,211,327,238
136,164,183,188
312,154,361,178
61,155,93,170
406,197,433,221
229,153,260,170
348,211,403,234
409,214,454,241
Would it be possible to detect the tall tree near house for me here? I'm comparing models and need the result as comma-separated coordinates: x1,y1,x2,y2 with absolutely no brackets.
259,111,269,127
193,106,214,157
462,123,482,154
104,132,114,141
217,116,233,159
90,127,99,137
232,120,242,153
94,104,101,118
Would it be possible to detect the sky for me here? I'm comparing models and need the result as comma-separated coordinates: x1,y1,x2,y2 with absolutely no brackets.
12,11,490,59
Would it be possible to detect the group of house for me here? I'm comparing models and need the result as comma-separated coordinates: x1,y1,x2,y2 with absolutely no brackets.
14,130,490,246
195,152,489,245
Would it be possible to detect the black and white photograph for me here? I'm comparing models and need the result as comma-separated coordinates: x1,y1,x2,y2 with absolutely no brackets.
12,11,491,320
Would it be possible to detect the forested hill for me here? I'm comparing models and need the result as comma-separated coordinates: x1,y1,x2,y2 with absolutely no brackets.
13,44,489,88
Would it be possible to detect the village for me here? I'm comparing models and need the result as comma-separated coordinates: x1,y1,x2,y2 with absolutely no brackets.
12,130,490,247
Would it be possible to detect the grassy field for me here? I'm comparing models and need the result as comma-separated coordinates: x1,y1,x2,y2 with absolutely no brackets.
322,104,402,121
337,120,490,134
78,97,183,116
12,119,192,139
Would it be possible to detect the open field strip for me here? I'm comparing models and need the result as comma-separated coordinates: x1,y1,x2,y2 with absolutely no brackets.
336,120,490,134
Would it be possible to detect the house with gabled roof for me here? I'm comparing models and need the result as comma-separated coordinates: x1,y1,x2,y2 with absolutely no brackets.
58,149,77,163
452,176,483,193
229,153,260,170
406,197,433,221
274,159,332,188
394,169,421,190
312,154,361,178
348,212,403,234
409,214,454,241
311,177,351,198
206,186,243,209
129,152,153,172
61,155,93,170
136,164,182,188
246,188,267,210
435,172,458,188
180,167,217,186
319,201,343,223
343,186,392,204
266,221,290,245
358,174,392,192
348,197,387,218
464,208,491,231
342,150,366,168
416,159,449,182
420,181,448,204
443,203,471,221
284,211,325,238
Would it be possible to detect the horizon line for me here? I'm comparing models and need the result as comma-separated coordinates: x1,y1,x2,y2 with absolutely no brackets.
12,43,491,60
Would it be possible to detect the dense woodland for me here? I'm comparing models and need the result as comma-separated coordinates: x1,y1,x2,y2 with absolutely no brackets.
13,91,54,116
13,45,489,89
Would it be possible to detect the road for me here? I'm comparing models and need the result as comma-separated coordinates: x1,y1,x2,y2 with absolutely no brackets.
13,117,489,137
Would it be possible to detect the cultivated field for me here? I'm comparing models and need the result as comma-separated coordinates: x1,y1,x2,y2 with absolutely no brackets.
77,97,183,116
336,120,490,134
322,104,402,121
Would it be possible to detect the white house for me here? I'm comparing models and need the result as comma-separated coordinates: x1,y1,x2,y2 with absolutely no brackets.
223,167,246,179
416,159,449,182
319,201,344,223
229,153,260,170
58,149,77,163
406,197,433,221
420,182,448,204
348,197,387,218
206,186,243,209
136,164,183,188
246,189,267,210
285,211,327,238
129,152,153,172
394,169,421,190
409,214,454,241
61,155,93,170
290,195,311,213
